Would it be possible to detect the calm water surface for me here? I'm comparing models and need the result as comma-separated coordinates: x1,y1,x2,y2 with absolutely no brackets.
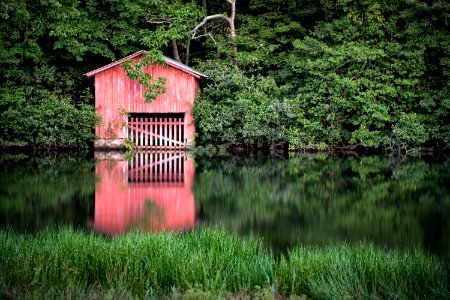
1,152,449,257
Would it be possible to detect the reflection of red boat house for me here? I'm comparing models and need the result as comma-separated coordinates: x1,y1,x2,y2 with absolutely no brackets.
93,152,195,235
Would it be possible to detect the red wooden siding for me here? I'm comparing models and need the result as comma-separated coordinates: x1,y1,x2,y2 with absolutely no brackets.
92,56,200,144
92,152,196,235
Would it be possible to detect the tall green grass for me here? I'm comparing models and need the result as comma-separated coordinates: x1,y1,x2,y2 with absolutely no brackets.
276,244,449,299
0,227,448,299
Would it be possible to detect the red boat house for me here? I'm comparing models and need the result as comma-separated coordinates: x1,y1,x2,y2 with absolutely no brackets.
86,50,207,149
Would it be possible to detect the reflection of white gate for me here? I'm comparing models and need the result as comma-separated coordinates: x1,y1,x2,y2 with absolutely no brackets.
128,113,185,149
128,151,185,183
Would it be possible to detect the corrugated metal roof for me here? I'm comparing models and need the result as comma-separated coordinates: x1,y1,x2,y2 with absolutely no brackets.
162,55,207,78
85,50,207,79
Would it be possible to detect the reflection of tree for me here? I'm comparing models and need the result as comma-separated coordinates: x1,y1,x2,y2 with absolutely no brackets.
0,154,96,231
193,155,450,257
127,199,166,232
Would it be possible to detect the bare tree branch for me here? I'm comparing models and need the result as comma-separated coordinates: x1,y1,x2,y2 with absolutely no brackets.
191,33,217,43
145,15,176,24
191,14,230,39
189,0,237,65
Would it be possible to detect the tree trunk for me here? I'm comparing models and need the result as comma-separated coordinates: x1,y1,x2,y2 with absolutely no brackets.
185,39,191,66
228,0,237,64
172,40,182,63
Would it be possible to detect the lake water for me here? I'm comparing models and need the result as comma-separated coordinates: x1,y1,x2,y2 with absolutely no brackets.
1,152,449,257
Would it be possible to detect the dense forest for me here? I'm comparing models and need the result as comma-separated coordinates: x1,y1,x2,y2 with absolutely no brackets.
1,0,449,153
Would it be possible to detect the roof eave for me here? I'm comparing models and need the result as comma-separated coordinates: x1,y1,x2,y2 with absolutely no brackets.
163,61,205,79
85,51,207,79
85,50,147,78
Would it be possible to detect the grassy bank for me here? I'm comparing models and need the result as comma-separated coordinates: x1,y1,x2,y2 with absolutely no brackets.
0,228,448,299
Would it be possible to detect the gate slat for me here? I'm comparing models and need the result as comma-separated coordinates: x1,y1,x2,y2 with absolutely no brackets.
156,117,160,148
139,117,143,147
163,117,167,148
165,117,169,149
143,117,148,147
174,117,178,149
161,118,163,148
149,118,153,148
134,117,138,147
136,117,139,148
130,117,133,146
169,118,172,149
179,117,183,149
128,113,185,149
136,118,139,147
180,117,184,148
160,117,164,148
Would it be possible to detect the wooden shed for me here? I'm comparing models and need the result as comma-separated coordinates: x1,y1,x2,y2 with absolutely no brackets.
86,50,207,149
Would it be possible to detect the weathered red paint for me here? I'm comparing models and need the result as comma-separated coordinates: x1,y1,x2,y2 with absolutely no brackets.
92,154,196,235
86,51,205,146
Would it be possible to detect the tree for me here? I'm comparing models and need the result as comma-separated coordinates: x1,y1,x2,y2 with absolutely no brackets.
191,0,238,65
143,0,204,64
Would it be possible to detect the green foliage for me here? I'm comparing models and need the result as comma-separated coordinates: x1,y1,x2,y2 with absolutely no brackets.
193,144,218,157
124,138,135,151
1,0,449,151
278,10,449,150
194,63,292,146
122,50,168,104
140,0,204,49
193,0,450,152
235,2,305,72
0,0,206,148
0,88,98,149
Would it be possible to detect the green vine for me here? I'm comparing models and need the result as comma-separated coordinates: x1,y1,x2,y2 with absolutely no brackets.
122,50,167,104
124,138,135,151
